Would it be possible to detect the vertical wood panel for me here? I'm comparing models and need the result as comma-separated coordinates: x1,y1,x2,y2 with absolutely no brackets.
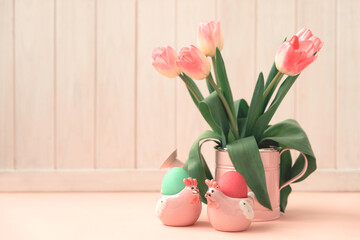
15,0,54,168
176,0,216,168
297,0,336,169
137,0,176,168
257,0,296,123
56,0,95,168
217,0,256,102
337,0,360,168
0,0,14,169
0,0,359,192
96,0,136,168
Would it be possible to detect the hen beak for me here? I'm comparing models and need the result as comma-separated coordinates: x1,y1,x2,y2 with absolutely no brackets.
192,189,199,194
205,192,211,198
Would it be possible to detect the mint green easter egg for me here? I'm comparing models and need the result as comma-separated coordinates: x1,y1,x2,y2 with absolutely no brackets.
161,167,189,195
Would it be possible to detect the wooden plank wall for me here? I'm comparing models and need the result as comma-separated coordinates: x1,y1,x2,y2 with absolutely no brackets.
0,0,359,191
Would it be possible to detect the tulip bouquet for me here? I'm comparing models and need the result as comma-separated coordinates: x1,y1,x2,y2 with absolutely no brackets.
152,21,322,211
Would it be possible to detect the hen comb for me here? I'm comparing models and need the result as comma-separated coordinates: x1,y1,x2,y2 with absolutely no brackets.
205,179,218,188
183,177,198,186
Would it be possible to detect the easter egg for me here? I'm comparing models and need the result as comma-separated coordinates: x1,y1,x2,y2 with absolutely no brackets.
161,167,189,195
218,171,248,198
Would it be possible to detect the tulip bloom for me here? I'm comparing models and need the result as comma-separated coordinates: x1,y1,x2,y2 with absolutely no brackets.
152,46,181,78
275,28,323,76
197,21,224,56
176,45,211,80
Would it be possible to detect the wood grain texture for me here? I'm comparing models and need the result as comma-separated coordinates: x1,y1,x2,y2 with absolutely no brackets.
337,0,360,168
15,0,54,168
0,0,14,169
176,0,216,168
291,169,360,191
0,169,166,191
96,0,136,168
217,0,256,102
0,0,359,191
56,0,95,168
257,0,296,123
137,0,176,168
296,0,336,169
0,169,358,191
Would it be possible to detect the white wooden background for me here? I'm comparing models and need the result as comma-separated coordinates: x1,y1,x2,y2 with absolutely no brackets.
0,0,359,191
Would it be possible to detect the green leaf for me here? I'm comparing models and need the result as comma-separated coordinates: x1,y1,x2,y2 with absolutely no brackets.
263,63,280,112
265,62,279,89
280,186,292,212
279,149,292,212
279,149,292,186
242,72,264,137
206,73,215,94
215,48,236,119
252,74,299,142
186,87,201,108
260,119,317,211
227,130,236,144
227,136,272,210
261,119,317,182
182,73,204,107
234,99,240,116
235,98,249,119
199,92,230,147
237,117,247,138
234,99,249,137
183,131,222,203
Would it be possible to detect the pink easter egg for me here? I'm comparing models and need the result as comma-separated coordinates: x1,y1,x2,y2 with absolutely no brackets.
218,171,248,198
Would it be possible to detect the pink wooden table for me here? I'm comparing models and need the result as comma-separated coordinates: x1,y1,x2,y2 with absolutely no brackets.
0,192,359,240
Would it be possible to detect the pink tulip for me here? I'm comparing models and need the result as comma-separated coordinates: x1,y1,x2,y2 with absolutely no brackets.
275,28,323,76
176,45,211,80
197,21,224,56
152,46,181,78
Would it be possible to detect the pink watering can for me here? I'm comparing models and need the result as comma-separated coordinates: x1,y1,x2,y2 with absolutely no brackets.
160,147,308,222
215,147,308,221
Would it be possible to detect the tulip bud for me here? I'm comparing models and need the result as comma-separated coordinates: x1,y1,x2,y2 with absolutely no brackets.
197,21,224,57
152,46,181,78
176,45,211,80
275,28,323,76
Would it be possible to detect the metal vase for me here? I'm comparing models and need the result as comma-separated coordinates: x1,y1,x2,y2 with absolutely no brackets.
215,147,308,222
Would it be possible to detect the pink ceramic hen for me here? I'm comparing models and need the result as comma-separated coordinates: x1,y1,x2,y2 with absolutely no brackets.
205,179,254,232
156,177,202,226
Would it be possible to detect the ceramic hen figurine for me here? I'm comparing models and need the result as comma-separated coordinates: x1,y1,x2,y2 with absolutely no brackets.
156,177,202,226
205,179,254,231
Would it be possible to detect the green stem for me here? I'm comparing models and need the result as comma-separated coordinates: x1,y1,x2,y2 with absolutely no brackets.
211,57,220,87
206,75,239,139
179,74,201,103
263,71,284,100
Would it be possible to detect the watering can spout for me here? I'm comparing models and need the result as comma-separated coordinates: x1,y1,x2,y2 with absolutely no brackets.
160,150,184,169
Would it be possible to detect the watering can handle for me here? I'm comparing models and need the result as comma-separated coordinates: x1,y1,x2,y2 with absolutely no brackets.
279,148,308,191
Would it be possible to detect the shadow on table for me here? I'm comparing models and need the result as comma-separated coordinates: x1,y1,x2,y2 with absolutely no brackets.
189,220,274,233
279,208,358,222
167,207,358,234
191,220,211,229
